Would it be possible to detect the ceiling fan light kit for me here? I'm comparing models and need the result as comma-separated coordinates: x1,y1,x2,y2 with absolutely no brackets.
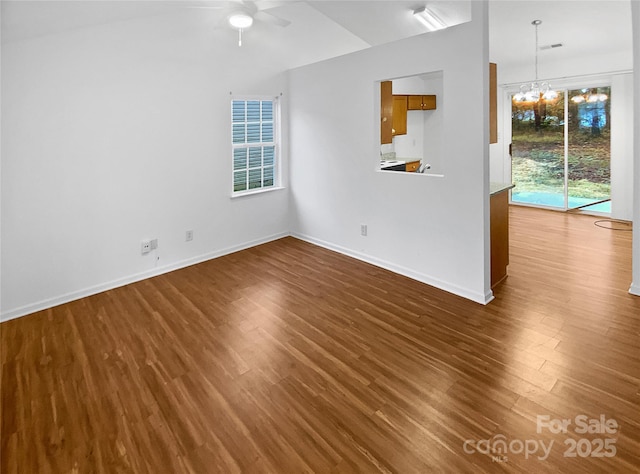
228,12,254,30
227,11,254,47
189,1,291,47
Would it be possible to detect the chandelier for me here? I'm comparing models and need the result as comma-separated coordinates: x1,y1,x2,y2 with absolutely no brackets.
571,88,608,104
513,20,558,103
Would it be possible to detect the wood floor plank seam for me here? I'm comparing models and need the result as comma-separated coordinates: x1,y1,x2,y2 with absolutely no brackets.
2,206,639,472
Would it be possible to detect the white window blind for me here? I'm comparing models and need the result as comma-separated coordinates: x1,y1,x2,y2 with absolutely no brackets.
231,99,277,193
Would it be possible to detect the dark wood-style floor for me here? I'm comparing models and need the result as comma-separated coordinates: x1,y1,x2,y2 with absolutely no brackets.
2,206,639,473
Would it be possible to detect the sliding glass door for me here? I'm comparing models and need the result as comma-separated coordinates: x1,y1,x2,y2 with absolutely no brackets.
567,87,611,212
511,86,611,212
511,91,566,208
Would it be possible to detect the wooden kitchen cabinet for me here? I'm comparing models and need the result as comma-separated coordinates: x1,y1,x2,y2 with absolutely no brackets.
407,95,436,111
382,83,437,144
405,160,420,172
381,81,393,144
490,63,497,144
490,187,510,288
392,95,408,136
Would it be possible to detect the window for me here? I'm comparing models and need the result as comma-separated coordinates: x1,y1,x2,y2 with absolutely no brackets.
231,99,277,194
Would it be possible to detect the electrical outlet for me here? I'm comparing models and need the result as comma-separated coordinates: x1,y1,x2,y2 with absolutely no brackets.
186,230,193,242
360,224,368,236
141,240,151,254
150,238,158,250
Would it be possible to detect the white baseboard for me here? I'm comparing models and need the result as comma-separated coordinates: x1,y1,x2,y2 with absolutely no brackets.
2,231,494,323
0,232,289,323
291,233,494,305
629,283,640,296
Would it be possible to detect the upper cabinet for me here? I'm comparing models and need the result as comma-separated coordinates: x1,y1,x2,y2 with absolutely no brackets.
392,95,408,136
490,63,497,144
381,81,393,144
380,82,437,145
407,95,437,111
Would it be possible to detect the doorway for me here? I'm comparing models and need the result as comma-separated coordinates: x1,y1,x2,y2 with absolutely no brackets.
510,86,611,213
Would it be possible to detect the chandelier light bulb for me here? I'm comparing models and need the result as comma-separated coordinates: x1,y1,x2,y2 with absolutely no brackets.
571,89,608,104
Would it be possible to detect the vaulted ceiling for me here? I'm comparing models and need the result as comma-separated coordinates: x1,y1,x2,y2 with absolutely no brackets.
1,1,634,73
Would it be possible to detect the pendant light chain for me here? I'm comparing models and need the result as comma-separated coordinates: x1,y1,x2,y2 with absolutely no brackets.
534,21,539,81
513,19,557,103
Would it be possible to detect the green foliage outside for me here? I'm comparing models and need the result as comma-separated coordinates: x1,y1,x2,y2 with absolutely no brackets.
511,88,611,201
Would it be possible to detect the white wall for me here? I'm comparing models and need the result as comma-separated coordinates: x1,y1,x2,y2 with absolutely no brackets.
1,10,290,320
631,0,640,296
498,51,632,87
421,72,445,174
288,2,492,303
610,73,635,220
0,4,3,314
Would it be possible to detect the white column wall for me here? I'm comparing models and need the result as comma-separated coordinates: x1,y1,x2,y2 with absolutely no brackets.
631,0,640,296
288,2,492,304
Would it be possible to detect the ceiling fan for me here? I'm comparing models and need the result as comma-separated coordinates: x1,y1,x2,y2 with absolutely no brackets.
189,0,293,46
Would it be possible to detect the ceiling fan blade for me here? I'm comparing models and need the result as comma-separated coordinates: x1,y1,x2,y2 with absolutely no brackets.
186,5,227,10
254,1,297,11
186,0,244,10
255,10,291,27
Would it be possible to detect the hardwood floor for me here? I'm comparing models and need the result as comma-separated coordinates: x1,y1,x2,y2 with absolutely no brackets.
2,206,639,473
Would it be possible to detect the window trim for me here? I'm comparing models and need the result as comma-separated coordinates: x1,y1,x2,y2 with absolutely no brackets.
229,185,286,199
230,96,280,197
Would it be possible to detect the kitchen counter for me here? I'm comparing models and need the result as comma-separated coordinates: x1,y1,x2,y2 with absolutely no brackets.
490,182,515,196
